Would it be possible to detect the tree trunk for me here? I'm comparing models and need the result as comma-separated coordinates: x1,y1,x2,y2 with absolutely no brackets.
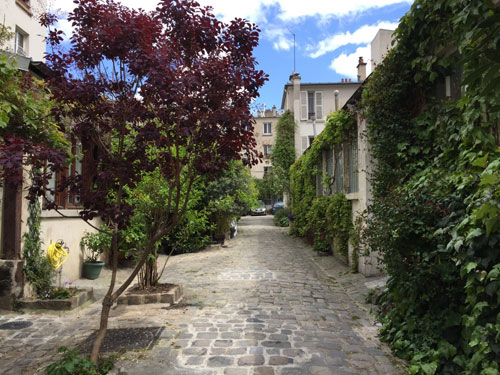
90,296,112,362
89,232,162,362
138,249,158,289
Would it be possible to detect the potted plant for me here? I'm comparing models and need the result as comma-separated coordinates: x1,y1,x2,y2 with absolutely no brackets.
80,230,110,279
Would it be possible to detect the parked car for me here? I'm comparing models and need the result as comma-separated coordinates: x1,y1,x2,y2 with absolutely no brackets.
251,201,266,216
230,218,238,238
271,201,284,214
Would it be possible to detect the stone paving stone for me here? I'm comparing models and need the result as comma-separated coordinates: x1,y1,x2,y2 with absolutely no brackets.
183,347,207,356
208,356,233,367
185,356,205,366
268,356,293,365
196,332,218,339
252,367,274,375
261,340,291,348
308,366,334,375
238,355,265,366
192,339,212,347
224,368,248,375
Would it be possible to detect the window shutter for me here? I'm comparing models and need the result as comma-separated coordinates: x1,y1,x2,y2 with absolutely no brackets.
301,136,308,152
300,91,308,121
315,92,323,120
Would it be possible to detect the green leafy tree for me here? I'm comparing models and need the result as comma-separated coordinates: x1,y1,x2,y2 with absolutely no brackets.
267,110,295,198
205,160,258,216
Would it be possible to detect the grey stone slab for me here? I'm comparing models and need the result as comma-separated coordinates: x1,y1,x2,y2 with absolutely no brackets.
238,355,265,366
253,367,274,375
208,356,234,367
268,356,293,365
261,341,291,348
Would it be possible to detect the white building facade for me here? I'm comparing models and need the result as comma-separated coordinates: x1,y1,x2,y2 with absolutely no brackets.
0,0,47,61
281,74,360,158
250,106,280,179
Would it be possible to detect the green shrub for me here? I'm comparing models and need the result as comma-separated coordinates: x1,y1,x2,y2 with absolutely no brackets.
23,196,54,297
273,207,290,227
45,347,114,375
325,193,352,258
306,196,330,252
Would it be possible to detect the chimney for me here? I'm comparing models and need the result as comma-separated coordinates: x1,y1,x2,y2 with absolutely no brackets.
290,72,301,84
291,72,301,112
357,56,367,82
341,78,344,83
272,105,277,117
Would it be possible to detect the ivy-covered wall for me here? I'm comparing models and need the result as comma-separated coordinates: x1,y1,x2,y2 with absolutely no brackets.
290,110,356,261
360,1,500,374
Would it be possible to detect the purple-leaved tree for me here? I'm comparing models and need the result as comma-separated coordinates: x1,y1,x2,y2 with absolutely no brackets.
41,0,266,361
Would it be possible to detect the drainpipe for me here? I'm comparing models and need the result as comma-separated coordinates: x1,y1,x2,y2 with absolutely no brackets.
311,114,317,138
334,90,339,111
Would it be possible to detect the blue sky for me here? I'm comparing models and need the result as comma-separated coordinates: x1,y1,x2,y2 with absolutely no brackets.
51,0,413,110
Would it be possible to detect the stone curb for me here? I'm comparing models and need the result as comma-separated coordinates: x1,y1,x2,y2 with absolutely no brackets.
17,288,95,311
117,284,183,306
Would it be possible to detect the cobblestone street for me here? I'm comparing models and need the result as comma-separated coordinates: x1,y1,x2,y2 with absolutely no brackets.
0,216,404,375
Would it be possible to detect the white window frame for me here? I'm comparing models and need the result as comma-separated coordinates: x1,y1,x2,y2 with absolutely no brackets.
300,91,308,121
15,28,28,56
263,122,272,135
263,144,272,156
315,91,323,120
300,90,323,121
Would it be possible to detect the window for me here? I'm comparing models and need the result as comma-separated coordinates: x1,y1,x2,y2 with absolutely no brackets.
15,28,27,56
308,92,315,119
348,138,358,193
300,91,323,120
334,149,344,193
44,142,84,209
308,136,315,147
263,122,272,135
300,91,308,121
263,166,271,175
326,149,334,195
15,0,32,14
263,144,272,156
316,158,323,196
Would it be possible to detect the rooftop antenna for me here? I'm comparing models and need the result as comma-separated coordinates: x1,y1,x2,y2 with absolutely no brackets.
288,29,296,73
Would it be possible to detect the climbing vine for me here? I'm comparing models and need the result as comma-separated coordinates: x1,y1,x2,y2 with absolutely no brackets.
266,110,295,199
22,190,54,297
361,1,500,374
290,110,354,255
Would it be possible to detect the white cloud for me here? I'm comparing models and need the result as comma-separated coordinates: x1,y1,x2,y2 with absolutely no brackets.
55,18,73,39
329,44,371,79
48,0,405,49
50,0,412,23
309,21,398,58
264,28,294,51
273,0,411,20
